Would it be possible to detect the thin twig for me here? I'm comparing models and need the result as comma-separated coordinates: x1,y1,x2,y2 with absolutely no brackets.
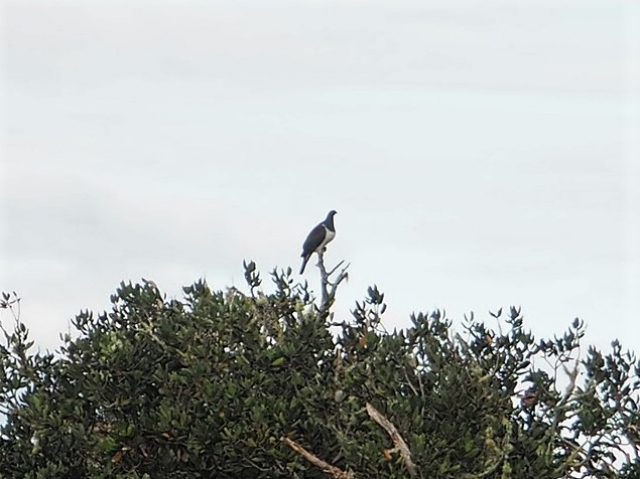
403,368,420,396
366,403,417,476
327,260,346,276
282,436,354,479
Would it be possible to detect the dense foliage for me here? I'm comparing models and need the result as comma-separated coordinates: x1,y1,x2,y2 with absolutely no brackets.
1,263,639,478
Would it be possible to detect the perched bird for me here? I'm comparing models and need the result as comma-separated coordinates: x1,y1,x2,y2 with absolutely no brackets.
300,210,337,274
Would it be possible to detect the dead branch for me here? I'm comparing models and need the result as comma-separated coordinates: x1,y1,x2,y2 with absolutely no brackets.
366,403,417,476
317,253,350,313
327,260,346,276
282,436,354,479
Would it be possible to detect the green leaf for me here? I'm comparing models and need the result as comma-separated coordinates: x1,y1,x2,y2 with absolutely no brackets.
271,357,285,367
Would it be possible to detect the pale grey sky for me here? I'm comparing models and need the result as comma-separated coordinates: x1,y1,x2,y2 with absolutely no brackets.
1,1,639,354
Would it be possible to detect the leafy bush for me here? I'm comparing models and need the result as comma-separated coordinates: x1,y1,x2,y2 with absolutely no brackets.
1,262,638,478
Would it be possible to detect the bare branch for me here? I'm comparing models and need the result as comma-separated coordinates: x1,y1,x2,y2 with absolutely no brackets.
327,260,346,276
282,436,354,479
403,368,419,397
366,403,417,476
316,253,350,313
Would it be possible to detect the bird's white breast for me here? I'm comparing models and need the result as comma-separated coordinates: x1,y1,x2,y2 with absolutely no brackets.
318,226,336,250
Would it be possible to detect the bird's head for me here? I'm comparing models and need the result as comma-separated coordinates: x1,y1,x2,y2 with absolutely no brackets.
324,210,337,228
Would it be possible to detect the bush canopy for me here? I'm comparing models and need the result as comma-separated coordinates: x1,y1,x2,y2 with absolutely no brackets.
1,260,639,478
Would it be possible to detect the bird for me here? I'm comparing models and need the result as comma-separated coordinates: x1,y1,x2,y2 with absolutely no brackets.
300,210,337,274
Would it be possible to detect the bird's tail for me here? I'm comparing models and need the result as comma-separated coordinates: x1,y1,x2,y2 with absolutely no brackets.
300,255,310,274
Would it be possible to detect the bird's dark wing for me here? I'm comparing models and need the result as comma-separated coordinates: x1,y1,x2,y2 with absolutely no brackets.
301,224,326,256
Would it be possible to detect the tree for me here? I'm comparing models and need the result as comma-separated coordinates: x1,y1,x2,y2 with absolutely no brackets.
1,261,639,478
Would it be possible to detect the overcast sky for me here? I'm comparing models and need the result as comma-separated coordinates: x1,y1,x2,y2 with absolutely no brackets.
1,0,639,355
